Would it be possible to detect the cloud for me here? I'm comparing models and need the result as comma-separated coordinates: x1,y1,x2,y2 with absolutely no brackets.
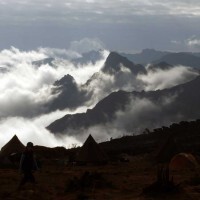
1,1,200,53
61,95,185,143
85,64,198,108
0,46,111,147
85,68,142,106
69,38,105,54
38,47,82,60
186,36,200,50
0,45,199,148
2,1,200,21
0,110,84,149
0,46,109,118
171,40,181,45
137,65,199,91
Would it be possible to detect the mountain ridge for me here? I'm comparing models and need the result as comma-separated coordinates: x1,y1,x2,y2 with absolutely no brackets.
47,75,200,135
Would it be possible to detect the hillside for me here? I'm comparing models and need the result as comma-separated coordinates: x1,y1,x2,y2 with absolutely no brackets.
47,76,200,135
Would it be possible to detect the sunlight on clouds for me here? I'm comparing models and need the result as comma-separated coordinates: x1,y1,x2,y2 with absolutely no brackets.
0,106,89,149
137,65,198,91
0,117,82,149
0,45,108,148
0,44,198,147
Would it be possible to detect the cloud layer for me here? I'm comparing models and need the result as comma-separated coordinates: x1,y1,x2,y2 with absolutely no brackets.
0,45,109,148
0,46,199,148
0,1,200,52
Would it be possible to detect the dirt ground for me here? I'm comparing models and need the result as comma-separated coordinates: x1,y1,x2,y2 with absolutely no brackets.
0,154,200,200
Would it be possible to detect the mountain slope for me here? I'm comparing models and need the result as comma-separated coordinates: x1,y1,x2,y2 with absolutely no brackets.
47,76,200,135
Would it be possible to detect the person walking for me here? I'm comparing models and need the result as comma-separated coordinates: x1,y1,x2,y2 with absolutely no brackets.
19,142,38,188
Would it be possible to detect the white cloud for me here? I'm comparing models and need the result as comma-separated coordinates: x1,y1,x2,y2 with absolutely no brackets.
0,104,90,149
38,47,82,60
0,46,109,118
65,95,185,142
1,0,200,24
171,40,181,45
69,38,105,54
85,63,198,108
137,65,198,91
0,45,199,148
186,36,200,49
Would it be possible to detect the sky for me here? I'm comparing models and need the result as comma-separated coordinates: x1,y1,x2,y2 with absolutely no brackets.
0,0,200,52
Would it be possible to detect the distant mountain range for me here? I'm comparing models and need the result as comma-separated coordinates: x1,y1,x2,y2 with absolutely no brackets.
29,49,200,132
47,75,200,135
120,49,200,69
120,49,169,65
154,52,200,68
32,49,200,70
45,51,199,113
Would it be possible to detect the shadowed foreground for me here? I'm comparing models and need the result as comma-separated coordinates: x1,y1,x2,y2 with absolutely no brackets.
0,155,199,200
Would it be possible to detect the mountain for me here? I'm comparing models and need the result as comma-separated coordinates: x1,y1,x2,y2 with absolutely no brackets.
121,49,200,69
47,76,200,135
85,52,146,88
102,52,146,74
48,52,148,112
120,49,169,64
72,50,104,65
45,51,199,114
47,90,129,134
155,52,200,69
48,74,89,111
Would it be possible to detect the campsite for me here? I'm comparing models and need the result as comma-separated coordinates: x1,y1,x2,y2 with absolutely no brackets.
1,120,200,200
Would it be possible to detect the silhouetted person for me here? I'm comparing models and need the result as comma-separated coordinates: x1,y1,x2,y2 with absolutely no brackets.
18,142,38,189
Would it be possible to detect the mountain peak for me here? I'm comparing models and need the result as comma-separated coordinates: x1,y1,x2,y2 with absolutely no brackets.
102,52,145,74
54,74,76,87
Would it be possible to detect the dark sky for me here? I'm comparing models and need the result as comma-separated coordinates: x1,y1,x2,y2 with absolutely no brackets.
0,0,200,52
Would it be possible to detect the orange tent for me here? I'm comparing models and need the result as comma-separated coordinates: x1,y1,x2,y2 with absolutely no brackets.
169,153,199,170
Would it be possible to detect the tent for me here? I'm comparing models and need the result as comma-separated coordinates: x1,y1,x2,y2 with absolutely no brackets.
0,135,25,157
76,134,109,164
169,153,199,170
